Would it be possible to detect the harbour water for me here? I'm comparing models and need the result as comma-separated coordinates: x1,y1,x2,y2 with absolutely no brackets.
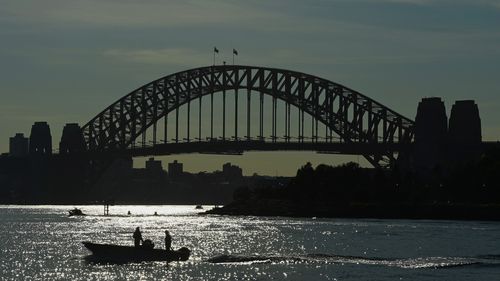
1,205,499,280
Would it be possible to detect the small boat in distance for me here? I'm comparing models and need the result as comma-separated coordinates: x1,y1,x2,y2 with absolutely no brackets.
68,208,86,216
83,242,191,263
195,205,203,209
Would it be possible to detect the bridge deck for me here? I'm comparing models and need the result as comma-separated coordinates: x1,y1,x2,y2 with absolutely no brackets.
124,141,409,157
77,140,499,158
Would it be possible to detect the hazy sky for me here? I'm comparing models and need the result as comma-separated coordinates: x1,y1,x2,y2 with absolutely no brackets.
1,0,499,175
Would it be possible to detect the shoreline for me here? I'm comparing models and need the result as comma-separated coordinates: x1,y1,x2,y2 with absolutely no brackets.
203,200,500,221
2,202,500,221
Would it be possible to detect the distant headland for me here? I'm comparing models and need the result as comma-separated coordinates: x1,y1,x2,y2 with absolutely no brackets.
206,147,500,221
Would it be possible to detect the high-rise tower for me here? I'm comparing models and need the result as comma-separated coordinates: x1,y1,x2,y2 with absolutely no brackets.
9,133,29,157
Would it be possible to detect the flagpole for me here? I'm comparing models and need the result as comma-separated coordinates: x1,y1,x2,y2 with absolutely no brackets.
232,49,238,65
213,47,220,65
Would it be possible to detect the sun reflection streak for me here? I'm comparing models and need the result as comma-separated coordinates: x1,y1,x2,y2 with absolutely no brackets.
1,205,500,280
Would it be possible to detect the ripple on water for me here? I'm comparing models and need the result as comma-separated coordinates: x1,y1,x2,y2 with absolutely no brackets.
1,205,500,281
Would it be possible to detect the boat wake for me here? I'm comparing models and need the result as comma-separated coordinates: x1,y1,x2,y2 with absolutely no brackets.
206,253,500,269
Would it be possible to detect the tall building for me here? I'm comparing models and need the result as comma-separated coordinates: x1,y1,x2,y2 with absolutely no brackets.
413,98,448,171
59,123,86,154
9,133,29,157
222,162,243,180
168,160,183,179
146,157,163,172
29,122,52,155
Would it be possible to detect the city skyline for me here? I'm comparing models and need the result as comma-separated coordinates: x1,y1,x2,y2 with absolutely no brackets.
1,0,499,175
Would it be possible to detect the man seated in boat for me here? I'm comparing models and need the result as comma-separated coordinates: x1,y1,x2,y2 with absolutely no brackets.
133,227,143,247
165,230,172,251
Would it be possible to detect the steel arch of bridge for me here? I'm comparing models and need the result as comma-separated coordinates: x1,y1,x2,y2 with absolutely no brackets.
82,65,415,168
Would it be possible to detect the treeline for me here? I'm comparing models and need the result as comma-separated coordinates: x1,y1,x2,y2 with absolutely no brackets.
233,148,500,206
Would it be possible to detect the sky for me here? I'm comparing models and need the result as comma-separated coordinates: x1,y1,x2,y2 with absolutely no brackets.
0,0,499,176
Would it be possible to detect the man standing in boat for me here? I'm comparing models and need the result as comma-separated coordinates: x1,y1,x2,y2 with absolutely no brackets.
165,230,172,251
133,227,143,247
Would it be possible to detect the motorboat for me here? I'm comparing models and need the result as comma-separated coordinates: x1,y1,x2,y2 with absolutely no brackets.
68,208,86,216
82,242,191,263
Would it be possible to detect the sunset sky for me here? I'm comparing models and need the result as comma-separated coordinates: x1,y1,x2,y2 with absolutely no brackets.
1,0,499,175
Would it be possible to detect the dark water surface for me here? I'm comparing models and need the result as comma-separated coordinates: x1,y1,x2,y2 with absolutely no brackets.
1,205,499,280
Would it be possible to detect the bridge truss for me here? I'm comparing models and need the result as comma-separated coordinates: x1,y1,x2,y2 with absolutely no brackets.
82,65,415,168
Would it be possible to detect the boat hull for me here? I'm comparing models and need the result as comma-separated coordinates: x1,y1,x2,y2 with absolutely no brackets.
83,242,190,263
68,209,86,216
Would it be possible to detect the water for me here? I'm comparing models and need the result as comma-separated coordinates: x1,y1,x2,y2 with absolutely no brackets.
1,205,499,280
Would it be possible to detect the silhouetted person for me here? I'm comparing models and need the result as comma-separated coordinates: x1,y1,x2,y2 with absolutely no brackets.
133,227,143,247
164,230,172,251
127,211,131,215
154,211,158,216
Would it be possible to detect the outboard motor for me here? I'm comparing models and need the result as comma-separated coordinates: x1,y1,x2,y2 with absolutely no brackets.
142,239,155,249
177,247,191,261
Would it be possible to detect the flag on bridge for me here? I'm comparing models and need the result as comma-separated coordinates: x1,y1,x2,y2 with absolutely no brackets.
232,48,238,65
213,47,219,65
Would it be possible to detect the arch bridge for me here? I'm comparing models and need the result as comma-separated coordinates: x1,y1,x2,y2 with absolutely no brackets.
82,65,415,168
